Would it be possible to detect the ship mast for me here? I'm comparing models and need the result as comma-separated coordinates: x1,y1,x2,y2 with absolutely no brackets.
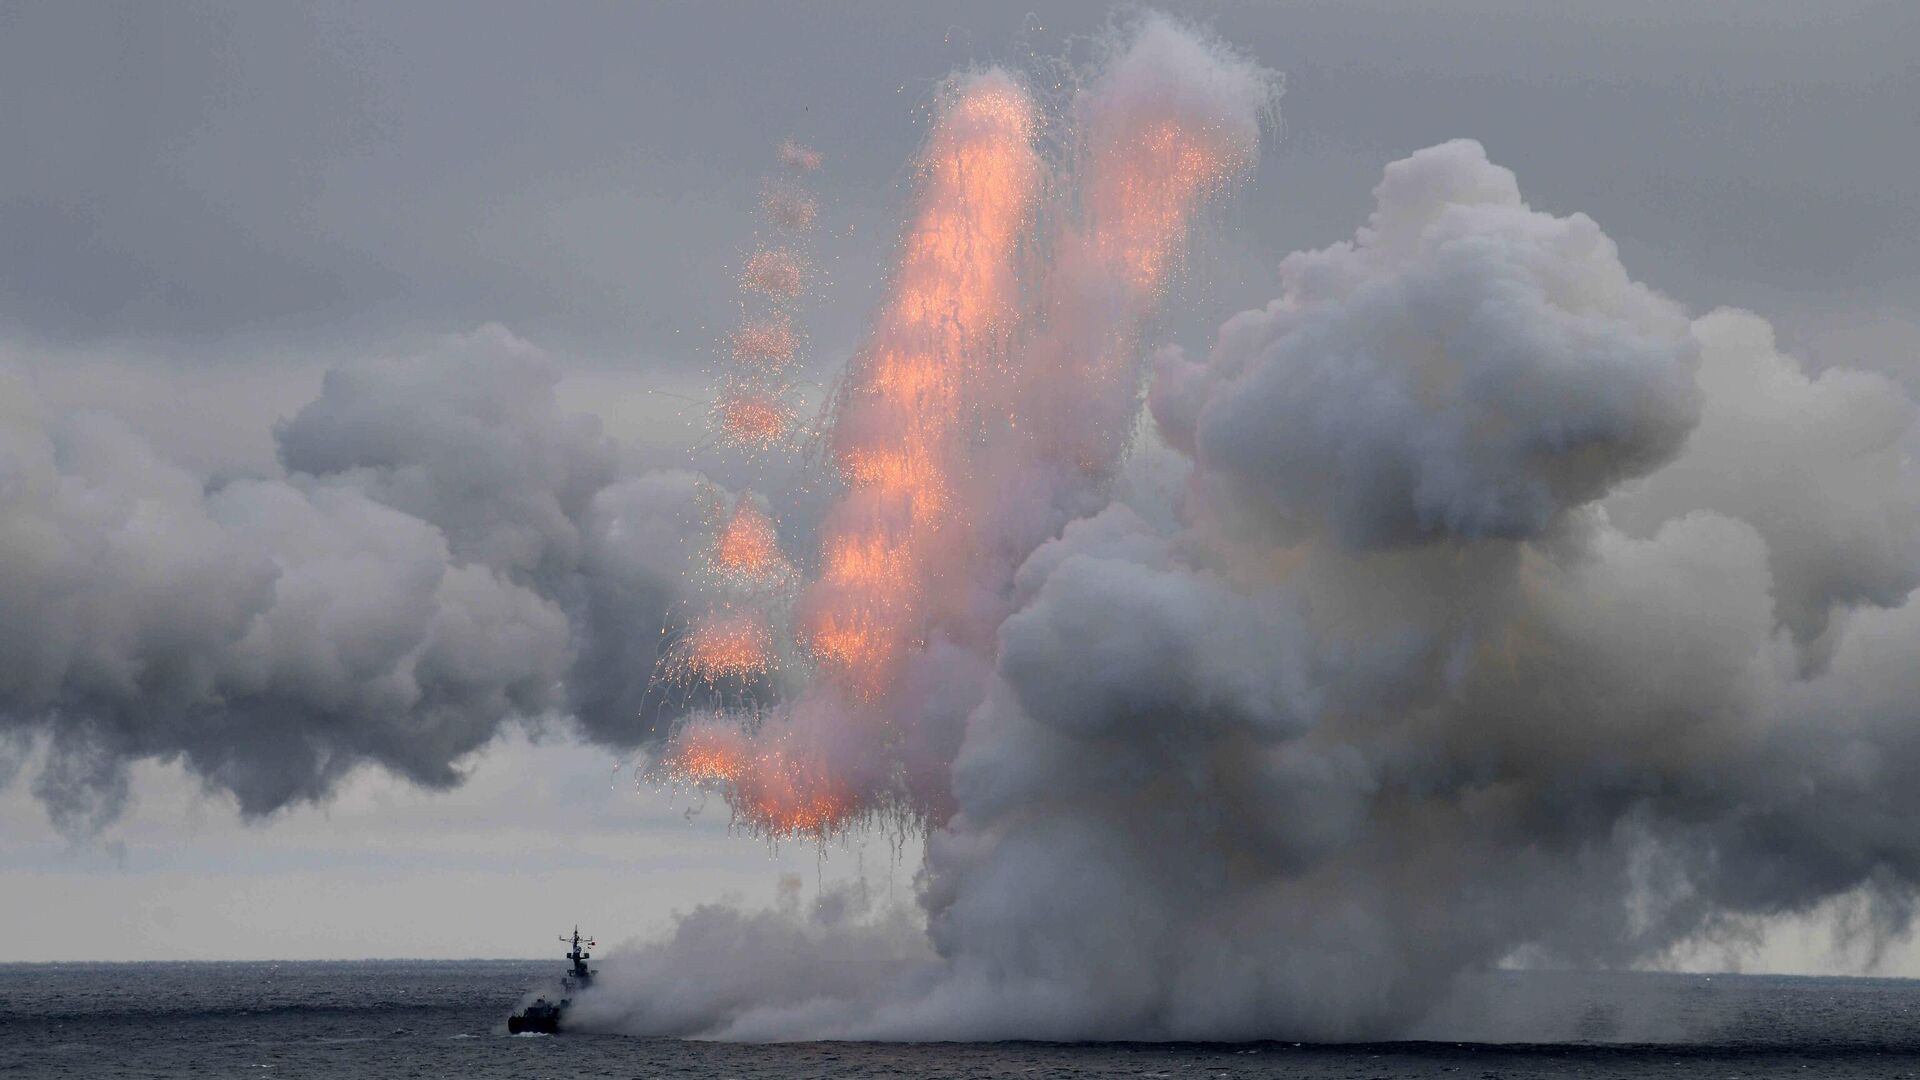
560,926,596,989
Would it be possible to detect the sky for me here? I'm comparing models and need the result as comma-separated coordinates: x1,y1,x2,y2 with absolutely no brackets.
1,0,1916,965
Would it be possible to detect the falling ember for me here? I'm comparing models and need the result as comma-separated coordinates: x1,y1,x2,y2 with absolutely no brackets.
741,249,807,300
777,138,823,173
730,317,798,369
1084,118,1258,296
800,70,1042,699
666,720,753,785
712,498,790,583
1011,53,1265,481
761,184,819,231
675,612,774,683
655,26,1272,843
667,729,747,785
717,389,795,447
730,751,858,836
664,717,863,837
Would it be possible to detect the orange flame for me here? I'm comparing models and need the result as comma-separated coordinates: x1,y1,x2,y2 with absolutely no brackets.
712,499,789,583
669,730,749,784
659,47,1266,842
1086,118,1251,294
800,72,1041,699
717,389,795,447
676,612,773,682
665,721,860,837
1014,100,1259,478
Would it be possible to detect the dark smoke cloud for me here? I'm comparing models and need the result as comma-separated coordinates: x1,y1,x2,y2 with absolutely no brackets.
0,325,707,833
573,138,1920,1041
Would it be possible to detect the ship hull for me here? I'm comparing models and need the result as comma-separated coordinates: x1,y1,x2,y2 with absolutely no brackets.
507,1012,561,1035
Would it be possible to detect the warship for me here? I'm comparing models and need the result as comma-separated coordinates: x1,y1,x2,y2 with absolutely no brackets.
506,927,595,1034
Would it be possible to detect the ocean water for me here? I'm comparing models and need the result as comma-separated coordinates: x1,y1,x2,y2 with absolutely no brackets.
5,961,1920,1078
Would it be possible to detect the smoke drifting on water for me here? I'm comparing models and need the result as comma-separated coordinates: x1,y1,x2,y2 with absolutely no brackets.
578,16,1920,1042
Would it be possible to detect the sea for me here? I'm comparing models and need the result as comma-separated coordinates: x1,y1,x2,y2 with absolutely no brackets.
5,961,1920,1078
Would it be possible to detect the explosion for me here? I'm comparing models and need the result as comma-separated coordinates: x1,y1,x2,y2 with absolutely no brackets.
1011,19,1272,481
715,388,795,447
559,7,1915,1047
798,70,1042,700
711,498,790,586
663,714,861,837
665,721,750,784
8,3,1916,1049
672,138,820,721
671,611,774,683
656,21,1273,831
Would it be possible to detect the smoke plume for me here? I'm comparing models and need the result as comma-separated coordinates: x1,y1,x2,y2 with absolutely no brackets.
579,65,1920,1040
0,325,709,833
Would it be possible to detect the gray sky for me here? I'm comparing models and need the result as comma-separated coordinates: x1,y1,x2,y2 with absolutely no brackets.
1,0,1916,963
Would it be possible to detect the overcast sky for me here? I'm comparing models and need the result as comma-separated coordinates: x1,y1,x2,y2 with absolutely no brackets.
2,0,1916,964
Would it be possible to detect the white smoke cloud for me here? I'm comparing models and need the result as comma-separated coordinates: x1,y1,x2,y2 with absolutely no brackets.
1156,139,1701,549
577,135,1920,1041
1605,307,1920,663
0,324,711,832
567,877,932,1040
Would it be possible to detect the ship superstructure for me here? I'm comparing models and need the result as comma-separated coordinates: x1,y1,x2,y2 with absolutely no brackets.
506,927,596,1035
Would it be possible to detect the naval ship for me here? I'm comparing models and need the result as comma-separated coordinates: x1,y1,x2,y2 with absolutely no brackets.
507,927,595,1034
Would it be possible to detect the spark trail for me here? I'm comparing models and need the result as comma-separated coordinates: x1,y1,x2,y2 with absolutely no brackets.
668,141,824,717
673,610,775,683
1017,17,1270,481
711,497,791,587
544,14,1920,1047
799,70,1041,702
657,23,1266,841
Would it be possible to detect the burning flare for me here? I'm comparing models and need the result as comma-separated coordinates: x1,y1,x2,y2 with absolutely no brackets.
799,70,1042,700
1015,27,1268,478
716,388,796,447
731,317,799,370
664,715,860,837
672,611,775,683
661,23,1269,842
712,498,791,586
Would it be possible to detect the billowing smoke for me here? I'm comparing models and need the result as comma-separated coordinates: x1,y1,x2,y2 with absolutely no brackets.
1156,139,1701,549
0,324,709,833
576,53,1920,1040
